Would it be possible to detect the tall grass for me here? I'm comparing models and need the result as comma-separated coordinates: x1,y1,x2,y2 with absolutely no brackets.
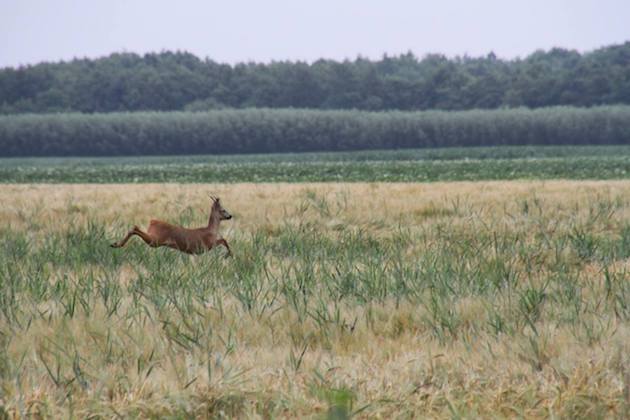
1,182,629,417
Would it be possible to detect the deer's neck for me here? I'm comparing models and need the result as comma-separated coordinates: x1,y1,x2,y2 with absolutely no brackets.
208,209,221,233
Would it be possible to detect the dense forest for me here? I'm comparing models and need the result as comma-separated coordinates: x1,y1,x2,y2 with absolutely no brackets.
1,107,628,157
1,42,630,114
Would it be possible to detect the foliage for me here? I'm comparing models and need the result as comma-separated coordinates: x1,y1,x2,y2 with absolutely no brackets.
1,106,629,157
1,43,630,113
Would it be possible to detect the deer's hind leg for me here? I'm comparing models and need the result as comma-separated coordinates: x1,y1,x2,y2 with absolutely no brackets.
111,226,136,248
111,226,158,248
132,226,159,247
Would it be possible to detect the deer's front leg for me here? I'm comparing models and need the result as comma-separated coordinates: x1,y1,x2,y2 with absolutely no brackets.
216,238,232,257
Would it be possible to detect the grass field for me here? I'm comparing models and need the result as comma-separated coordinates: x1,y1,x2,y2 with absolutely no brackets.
1,181,630,418
2,145,630,183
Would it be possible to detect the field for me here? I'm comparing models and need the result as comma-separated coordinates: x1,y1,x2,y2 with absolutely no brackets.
1,181,630,418
3,145,630,183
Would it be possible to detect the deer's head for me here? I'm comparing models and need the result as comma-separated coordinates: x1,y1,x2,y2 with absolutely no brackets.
210,195,232,220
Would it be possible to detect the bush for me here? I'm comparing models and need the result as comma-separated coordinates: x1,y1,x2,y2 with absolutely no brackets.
0,106,629,157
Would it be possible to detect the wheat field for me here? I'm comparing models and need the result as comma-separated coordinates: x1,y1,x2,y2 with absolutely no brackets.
1,181,629,418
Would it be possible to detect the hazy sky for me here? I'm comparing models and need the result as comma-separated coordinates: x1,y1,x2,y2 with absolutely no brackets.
1,0,629,68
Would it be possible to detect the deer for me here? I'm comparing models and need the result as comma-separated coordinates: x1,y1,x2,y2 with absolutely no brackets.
110,195,233,256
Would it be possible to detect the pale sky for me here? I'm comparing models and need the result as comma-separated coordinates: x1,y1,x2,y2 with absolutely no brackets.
1,0,629,68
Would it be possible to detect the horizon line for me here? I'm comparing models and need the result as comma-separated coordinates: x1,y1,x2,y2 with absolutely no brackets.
2,40,628,70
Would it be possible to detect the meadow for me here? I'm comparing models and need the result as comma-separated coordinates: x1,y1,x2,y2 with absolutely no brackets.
1,181,629,418
3,145,630,183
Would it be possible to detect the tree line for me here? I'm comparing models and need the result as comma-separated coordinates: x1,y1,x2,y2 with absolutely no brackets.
1,107,628,157
1,42,629,114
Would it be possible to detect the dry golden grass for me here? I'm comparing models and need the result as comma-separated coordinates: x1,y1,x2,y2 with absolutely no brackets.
3,180,629,230
1,181,630,418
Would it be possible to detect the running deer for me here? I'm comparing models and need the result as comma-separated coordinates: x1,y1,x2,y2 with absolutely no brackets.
111,195,233,256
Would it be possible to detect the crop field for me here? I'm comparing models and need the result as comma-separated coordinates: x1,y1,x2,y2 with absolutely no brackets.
2,145,630,183
1,181,630,418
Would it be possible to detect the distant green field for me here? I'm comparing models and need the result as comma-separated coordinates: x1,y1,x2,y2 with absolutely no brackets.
1,145,630,183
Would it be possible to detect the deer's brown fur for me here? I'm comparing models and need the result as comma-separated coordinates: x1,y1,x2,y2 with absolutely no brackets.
111,196,232,256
